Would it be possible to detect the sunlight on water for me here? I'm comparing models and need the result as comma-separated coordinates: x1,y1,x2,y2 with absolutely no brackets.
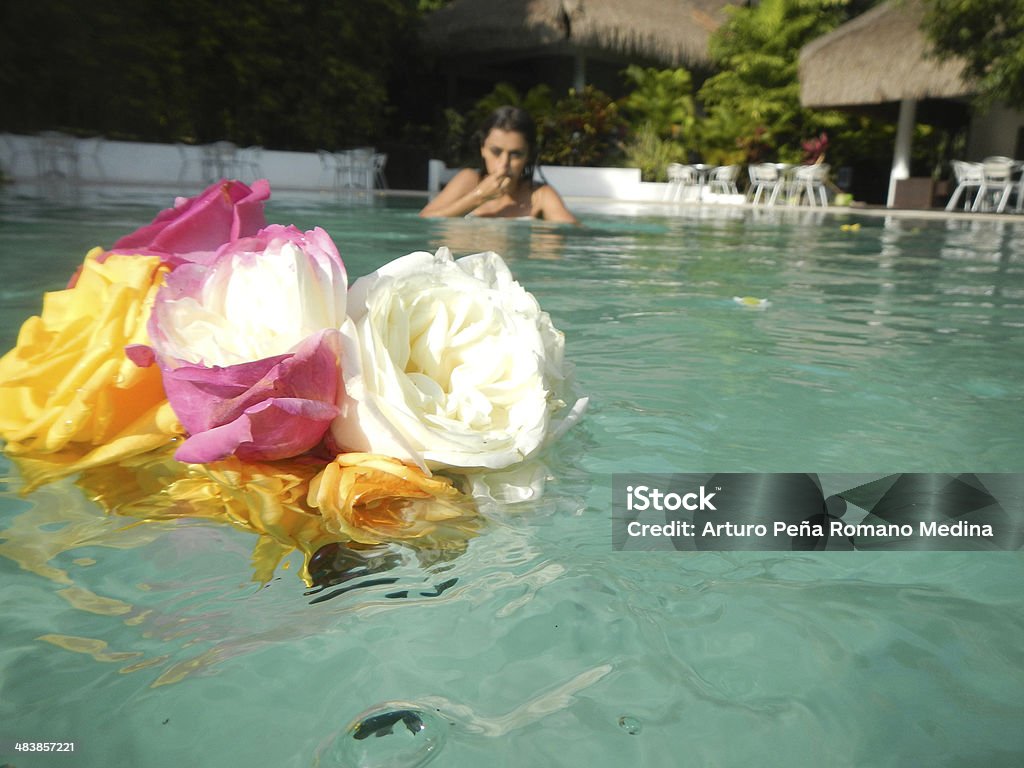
1,189,1023,767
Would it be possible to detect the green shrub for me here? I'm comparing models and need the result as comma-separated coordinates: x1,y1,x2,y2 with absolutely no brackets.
622,123,686,181
537,86,627,167
619,65,697,144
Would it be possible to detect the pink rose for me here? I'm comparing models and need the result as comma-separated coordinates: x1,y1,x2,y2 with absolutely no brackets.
112,179,271,266
139,224,348,463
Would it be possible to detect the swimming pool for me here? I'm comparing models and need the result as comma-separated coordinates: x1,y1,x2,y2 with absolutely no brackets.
2,187,1023,767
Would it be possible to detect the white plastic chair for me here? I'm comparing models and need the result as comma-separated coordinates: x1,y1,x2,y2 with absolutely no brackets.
1013,162,1024,213
708,164,740,195
372,153,388,189
34,131,79,181
427,159,458,198
235,146,263,181
210,141,238,180
348,147,375,191
945,160,984,211
973,157,1015,212
317,149,340,190
791,163,830,207
665,163,695,202
748,164,783,206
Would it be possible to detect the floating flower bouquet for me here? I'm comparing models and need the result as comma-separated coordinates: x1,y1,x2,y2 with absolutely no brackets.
0,180,586,583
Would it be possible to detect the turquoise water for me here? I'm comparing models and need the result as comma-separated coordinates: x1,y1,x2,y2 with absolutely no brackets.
1,188,1023,767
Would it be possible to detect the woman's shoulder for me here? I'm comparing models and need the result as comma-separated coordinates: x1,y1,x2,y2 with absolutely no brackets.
452,168,481,183
531,182,564,206
529,181,551,198
442,168,481,193
530,182,578,224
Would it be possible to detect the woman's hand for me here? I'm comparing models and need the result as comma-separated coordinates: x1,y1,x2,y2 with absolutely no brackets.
419,169,520,219
474,172,511,201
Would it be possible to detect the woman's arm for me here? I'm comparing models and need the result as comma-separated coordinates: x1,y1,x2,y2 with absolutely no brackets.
419,169,510,218
535,184,579,224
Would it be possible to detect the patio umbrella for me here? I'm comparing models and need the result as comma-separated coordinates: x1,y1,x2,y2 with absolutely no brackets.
798,0,972,206
421,0,734,89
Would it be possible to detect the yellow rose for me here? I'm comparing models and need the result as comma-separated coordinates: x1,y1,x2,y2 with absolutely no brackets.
0,248,182,483
76,448,339,585
308,453,480,545
161,457,340,584
75,449,481,583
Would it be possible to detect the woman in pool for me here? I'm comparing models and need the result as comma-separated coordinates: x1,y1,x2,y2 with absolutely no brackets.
419,106,579,224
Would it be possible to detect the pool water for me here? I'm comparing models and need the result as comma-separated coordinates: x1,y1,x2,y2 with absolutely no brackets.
1,188,1023,767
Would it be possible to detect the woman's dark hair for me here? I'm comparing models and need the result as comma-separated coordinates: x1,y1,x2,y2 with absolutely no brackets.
475,105,537,181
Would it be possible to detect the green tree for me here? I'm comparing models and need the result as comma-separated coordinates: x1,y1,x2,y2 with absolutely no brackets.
619,65,697,144
0,0,420,149
697,0,849,164
467,82,555,137
922,0,1024,107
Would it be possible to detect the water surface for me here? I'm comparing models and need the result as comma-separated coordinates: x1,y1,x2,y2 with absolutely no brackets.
1,188,1022,767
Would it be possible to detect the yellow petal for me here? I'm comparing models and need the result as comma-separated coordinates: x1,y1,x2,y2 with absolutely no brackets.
0,250,178,473
308,453,480,544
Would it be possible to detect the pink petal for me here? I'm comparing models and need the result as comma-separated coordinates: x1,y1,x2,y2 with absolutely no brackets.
173,397,339,463
125,344,156,368
111,179,270,259
161,329,342,461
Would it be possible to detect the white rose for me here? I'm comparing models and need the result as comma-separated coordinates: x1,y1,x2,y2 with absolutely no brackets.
331,248,585,470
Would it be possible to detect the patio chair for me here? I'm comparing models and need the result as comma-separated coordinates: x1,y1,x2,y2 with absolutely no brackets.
985,156,1024,212
791,163,830,207
34,131,79,181
427,159,459,198
708,164,740,195
945,160,984,211
318,149,341,190
747,163,783,206
972,157,1015,212
665,163,696,202
372,153,388,189
1015,166,1024,214
235,146,263,182
348,147,375,191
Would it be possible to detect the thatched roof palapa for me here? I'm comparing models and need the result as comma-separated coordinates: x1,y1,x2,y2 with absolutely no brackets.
421,0,734,68
798,0,972,108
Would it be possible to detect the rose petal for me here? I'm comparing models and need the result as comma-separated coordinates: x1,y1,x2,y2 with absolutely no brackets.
159,329,341,461
173,397,339,463
125,344,156,368
110,179,270,264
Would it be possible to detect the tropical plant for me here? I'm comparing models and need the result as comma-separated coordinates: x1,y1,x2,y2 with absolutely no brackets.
922,0,1024,108
697,0,848,164
622,123,687,181
439,107,468,166
537,86,627,167
468,82,555,131
444,82,558,165
619,65,697,144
